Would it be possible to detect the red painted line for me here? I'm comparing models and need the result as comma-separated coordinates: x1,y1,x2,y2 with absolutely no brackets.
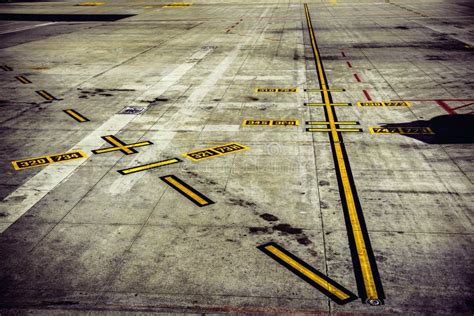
346,61,352,68
341,51,346,57
363,89,372,101
435,100,455,115
354,73,361,82
448,102,474,110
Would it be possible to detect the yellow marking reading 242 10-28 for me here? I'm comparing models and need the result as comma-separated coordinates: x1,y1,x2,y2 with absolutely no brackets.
11,151,87,170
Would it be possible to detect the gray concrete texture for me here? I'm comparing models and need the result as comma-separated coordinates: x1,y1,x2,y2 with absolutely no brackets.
0,0,473,314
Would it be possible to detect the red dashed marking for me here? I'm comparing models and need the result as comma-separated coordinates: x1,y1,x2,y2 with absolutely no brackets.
347,61,352,68
363,89,372,101
354,74,361,82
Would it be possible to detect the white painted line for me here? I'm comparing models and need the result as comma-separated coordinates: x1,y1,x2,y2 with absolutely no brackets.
0,47,214,233
0,22,55,35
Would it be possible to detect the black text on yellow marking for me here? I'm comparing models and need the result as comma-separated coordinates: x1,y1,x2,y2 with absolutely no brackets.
184,143,248,161
256,88,298,93
304,4,384,305
357,101,411,107
160,175,214,207
63,109,89,123
242,119,299,126
370,127,434,135
35,90,56,101
258,242,357,305
15,76,32,84
163,2,192,7
1,65,13,71
11,150,87,170
92,135,153,155
118,158,181,175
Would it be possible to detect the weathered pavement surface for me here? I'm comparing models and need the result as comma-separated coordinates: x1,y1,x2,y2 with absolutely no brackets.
0,0,473,314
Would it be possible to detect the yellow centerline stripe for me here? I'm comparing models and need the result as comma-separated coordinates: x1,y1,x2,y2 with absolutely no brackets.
304,3,379,301
165,177,209,205
121,159,179,174
266,245,350,300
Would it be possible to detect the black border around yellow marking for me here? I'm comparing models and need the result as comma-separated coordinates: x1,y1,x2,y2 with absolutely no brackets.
1,65,13,71
357,101,411,107
63,109,89,123
306,121,359,125
304,102,351,106
256,88,299,93
160,175,214,207
118,158,182,175
242,119,299,126
258,242,357,305
35,90,56,101
305,88,345,92
184,142,249,161
92,135,153,155
15,75,32,84
370,126,434,135
306,128,362,133
11,150,87,170
305,3,384,305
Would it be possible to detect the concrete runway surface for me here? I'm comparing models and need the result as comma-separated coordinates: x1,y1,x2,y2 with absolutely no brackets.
0,0,473,314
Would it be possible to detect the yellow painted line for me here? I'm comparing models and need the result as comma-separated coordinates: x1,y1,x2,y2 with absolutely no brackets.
64,109,89,123
305,88,345,92
161,175,214,207
266,245,350,300
306,128,362,132
304,103,351,106
15,76,31,84
306,121,358,125
258,242,357,305
305,3,381,304
76,2,105,6
35,90,56,101
118,158,181,175
11,150,87,170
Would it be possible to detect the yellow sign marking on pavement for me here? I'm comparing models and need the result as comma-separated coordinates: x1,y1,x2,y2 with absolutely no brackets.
305,3,384,305
160,175,214,207
163,2,192,8
12,151,87,170
370,127,434,135
258,242,357,305
242,119,299,126
256,88,298,93
76,2,105,6
357,101,411,107
118,158,181,175
92,135,152,155
63,109,89,123
35,90,56,101
184,143,248,161
15,76,32,84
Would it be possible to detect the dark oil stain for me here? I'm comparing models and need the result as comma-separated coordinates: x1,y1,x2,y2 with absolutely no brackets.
260,213,279,222
320,201,329,209
308,248,318,257
228,197,257,208
78,95,88,99
297,236,312,245
273,223,302,235
249,227,271,234
394,26,409,30
99,93,113,97
318,180,330,186
247,96,259,101
0,211,8,217
213,98,222,102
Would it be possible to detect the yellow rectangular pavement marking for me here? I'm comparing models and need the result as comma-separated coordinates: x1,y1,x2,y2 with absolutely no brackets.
11,150,87,170
258,242,357,305
370,126,434,135
184,142,248,161
256,88,298,93
305,88,345,92
242,119,299,126
357,101,411,107
306,128,362,133
92,135,153,155
63,109,89,123
306,121,358,125
35,90,56,101
15,76,32,84
118,158,181,175
163,2,192,7
160,175,214,207
305,3,383,304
